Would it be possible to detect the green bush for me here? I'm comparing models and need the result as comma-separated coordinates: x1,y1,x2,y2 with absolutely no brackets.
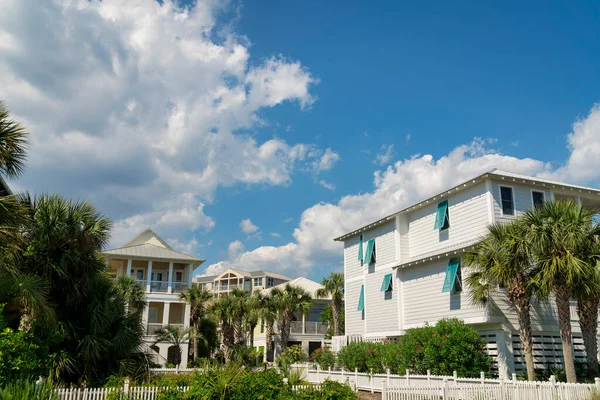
337,342,387,373
289,380,359,400
309,347,336,370
229,368,287,400
0,379,58,400
397,318,491,377
277,345,306,372
230,345,263,368
0,327,48,386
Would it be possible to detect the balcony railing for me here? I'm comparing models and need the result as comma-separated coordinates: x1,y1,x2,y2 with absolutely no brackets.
171,282,188,293
217,283,249,291
147,323,184,335
287,321,329,335
150,281,168,293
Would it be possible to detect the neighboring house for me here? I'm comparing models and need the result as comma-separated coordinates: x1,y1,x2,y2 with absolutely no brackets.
193,268,290,297
256,277,333,362
103,229,205,367
335,169,600,378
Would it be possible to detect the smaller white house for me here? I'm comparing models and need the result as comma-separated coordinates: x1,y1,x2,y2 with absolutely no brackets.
103,229,205,367
255,277,333,361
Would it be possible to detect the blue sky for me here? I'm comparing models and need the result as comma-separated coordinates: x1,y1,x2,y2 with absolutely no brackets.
2,0,600,281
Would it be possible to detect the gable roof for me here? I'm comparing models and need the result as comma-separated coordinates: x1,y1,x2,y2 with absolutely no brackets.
103,229,204,265
262,277,330,299
333,168,600,242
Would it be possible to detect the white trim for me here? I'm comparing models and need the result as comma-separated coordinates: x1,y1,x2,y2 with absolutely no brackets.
498,184,516,217
396,266,404,332
530,188,545,209
485,179,494,224
394,215,401,262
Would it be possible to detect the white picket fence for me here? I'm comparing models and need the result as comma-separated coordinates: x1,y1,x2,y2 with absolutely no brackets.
55,381,189,400
291,363,600,400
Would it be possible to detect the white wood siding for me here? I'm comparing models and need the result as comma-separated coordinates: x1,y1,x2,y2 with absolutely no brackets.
365,266,399,333
402,257,488,327
407,183,489,259
345,278,365,335
398,214,409,263
363,220,397,266
344,235,363,281
491,180,551,223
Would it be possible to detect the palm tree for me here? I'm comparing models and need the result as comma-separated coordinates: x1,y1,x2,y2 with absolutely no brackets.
315,272,344,337
211,294,235,362
271,284,312,351
229,289,249,345
523,200,598,383
260,293,279,362
0,273,55,333
465,221,537,381
180,284,213,360
153,324,191,367
114,275,147,315
244,291,264,348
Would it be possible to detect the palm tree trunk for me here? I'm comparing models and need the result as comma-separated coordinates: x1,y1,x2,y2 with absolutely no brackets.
266,322,273,361
514,296,536,381
221,321,233,363
192,321,198,362
577,296,599,379
555,285,577,382
248,322,256,348
233,316,243,345
281,310,291,351
332,301,340,337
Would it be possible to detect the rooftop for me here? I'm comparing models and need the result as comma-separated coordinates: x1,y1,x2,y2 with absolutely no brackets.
261,276,331,300
333,169,600,242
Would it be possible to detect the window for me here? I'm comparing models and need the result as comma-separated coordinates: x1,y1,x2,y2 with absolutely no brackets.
200,283,206,289
380,273,393,292
358,234,364,264
244,279,251,290
357,285,365,311
221,281,228,290
532,191,544,209
433,200,450,230
254,277,263,287
148,308,158,323
267,277,274,287
364,239,376,264
175,271,183,282
152,272,163,281
442,258,462,294
136,270,144,280
500,186,514,215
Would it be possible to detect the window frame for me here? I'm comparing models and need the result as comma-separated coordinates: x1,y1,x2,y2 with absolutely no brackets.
531,189,545,209
254,277,263,287
498,185,515,216
267,277,274,287
433,200,450,231
380,273,393,292
364,239,376,265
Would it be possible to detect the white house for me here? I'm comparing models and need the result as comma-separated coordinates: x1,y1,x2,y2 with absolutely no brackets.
335,169,600,378
103,229,205,367
257,277,333,361
193,268,291,297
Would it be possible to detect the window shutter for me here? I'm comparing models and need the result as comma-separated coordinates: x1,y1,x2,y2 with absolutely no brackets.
358,235,364,262
442,258,460,293
433,200,449,230
380,273,393,292
357,285,365,311
364,239,376,264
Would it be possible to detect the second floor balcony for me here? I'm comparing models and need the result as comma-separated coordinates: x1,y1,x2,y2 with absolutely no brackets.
285,321,329,335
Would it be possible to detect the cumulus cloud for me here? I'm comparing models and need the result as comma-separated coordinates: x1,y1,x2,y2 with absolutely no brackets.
374,144,395,166
318,180,336,191
270,232,281,237
0,0,333,250
240,218,259,234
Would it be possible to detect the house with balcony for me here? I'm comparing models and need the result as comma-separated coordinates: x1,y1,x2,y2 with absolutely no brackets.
103,229,204,366
256,277,333,362
193,268,290,297
335,169,600,378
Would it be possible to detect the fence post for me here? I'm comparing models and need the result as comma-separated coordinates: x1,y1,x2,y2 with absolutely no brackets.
442,377,448,400
386,368,390,386
550,375,557,399
382,378,387,400
176,364,179,374
480,371,485,385
371,368,374,394
316,365,320,382
452,370,457,384
355,367,358,388
341,367,345,383
512,373,517,384
499,378,504,399
595,377,600,392
328,366,332,379
350,378,357,392
124,379,130,395
406,369,410,386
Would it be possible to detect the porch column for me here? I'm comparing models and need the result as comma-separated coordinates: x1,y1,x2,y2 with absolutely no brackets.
302,313,306,334
126,259,132,277
146,260,153,293
142,303,150,329
184,303,191,327
168,262,174,294
104,258,109,269
188,263,194,286
162,302,170,327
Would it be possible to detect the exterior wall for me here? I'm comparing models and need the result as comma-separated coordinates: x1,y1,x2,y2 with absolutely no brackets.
364,220,397,267
401,257,488,328
365,266,399,334
490,180,551,223
344,235,364,281
408,183,489,259
344,277,365,335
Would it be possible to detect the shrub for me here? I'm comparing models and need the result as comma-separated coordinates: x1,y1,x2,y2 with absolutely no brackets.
337,342,387,373
230,345,263,368
397,318,491,377
0,379,58,400
277,344,306,372
289,380,359,400
229,368,287,400
0,327,48,386
309,347,336,370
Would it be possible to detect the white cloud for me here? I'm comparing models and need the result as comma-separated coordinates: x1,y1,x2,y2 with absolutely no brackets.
374,144,395,166
0,0,333,249
283,217,294,223
240,218,259,234
206,109,600,276
270,232,281,237
319,180,336,191
406,133,412,142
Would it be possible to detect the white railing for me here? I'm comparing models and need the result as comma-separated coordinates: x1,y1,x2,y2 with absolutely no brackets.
150,280,168,292
291,363,600,399
146,323,184,335
171,281,188,293
55,381,190,400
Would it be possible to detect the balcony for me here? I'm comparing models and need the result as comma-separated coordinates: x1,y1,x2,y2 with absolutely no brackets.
147,323,184,335
150,281,169,292
289,321,329,335
172,282,188,293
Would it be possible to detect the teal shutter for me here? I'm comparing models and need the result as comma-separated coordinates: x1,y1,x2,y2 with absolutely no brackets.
357,285,365,311
380,273,393,292
433,200,449,230
358,235,364,262
442,258,460,292
364,239,376,264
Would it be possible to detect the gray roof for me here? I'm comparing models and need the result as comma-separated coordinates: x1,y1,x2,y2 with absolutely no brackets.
194,275,217,283
193,269,291,282
103,243,204,264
